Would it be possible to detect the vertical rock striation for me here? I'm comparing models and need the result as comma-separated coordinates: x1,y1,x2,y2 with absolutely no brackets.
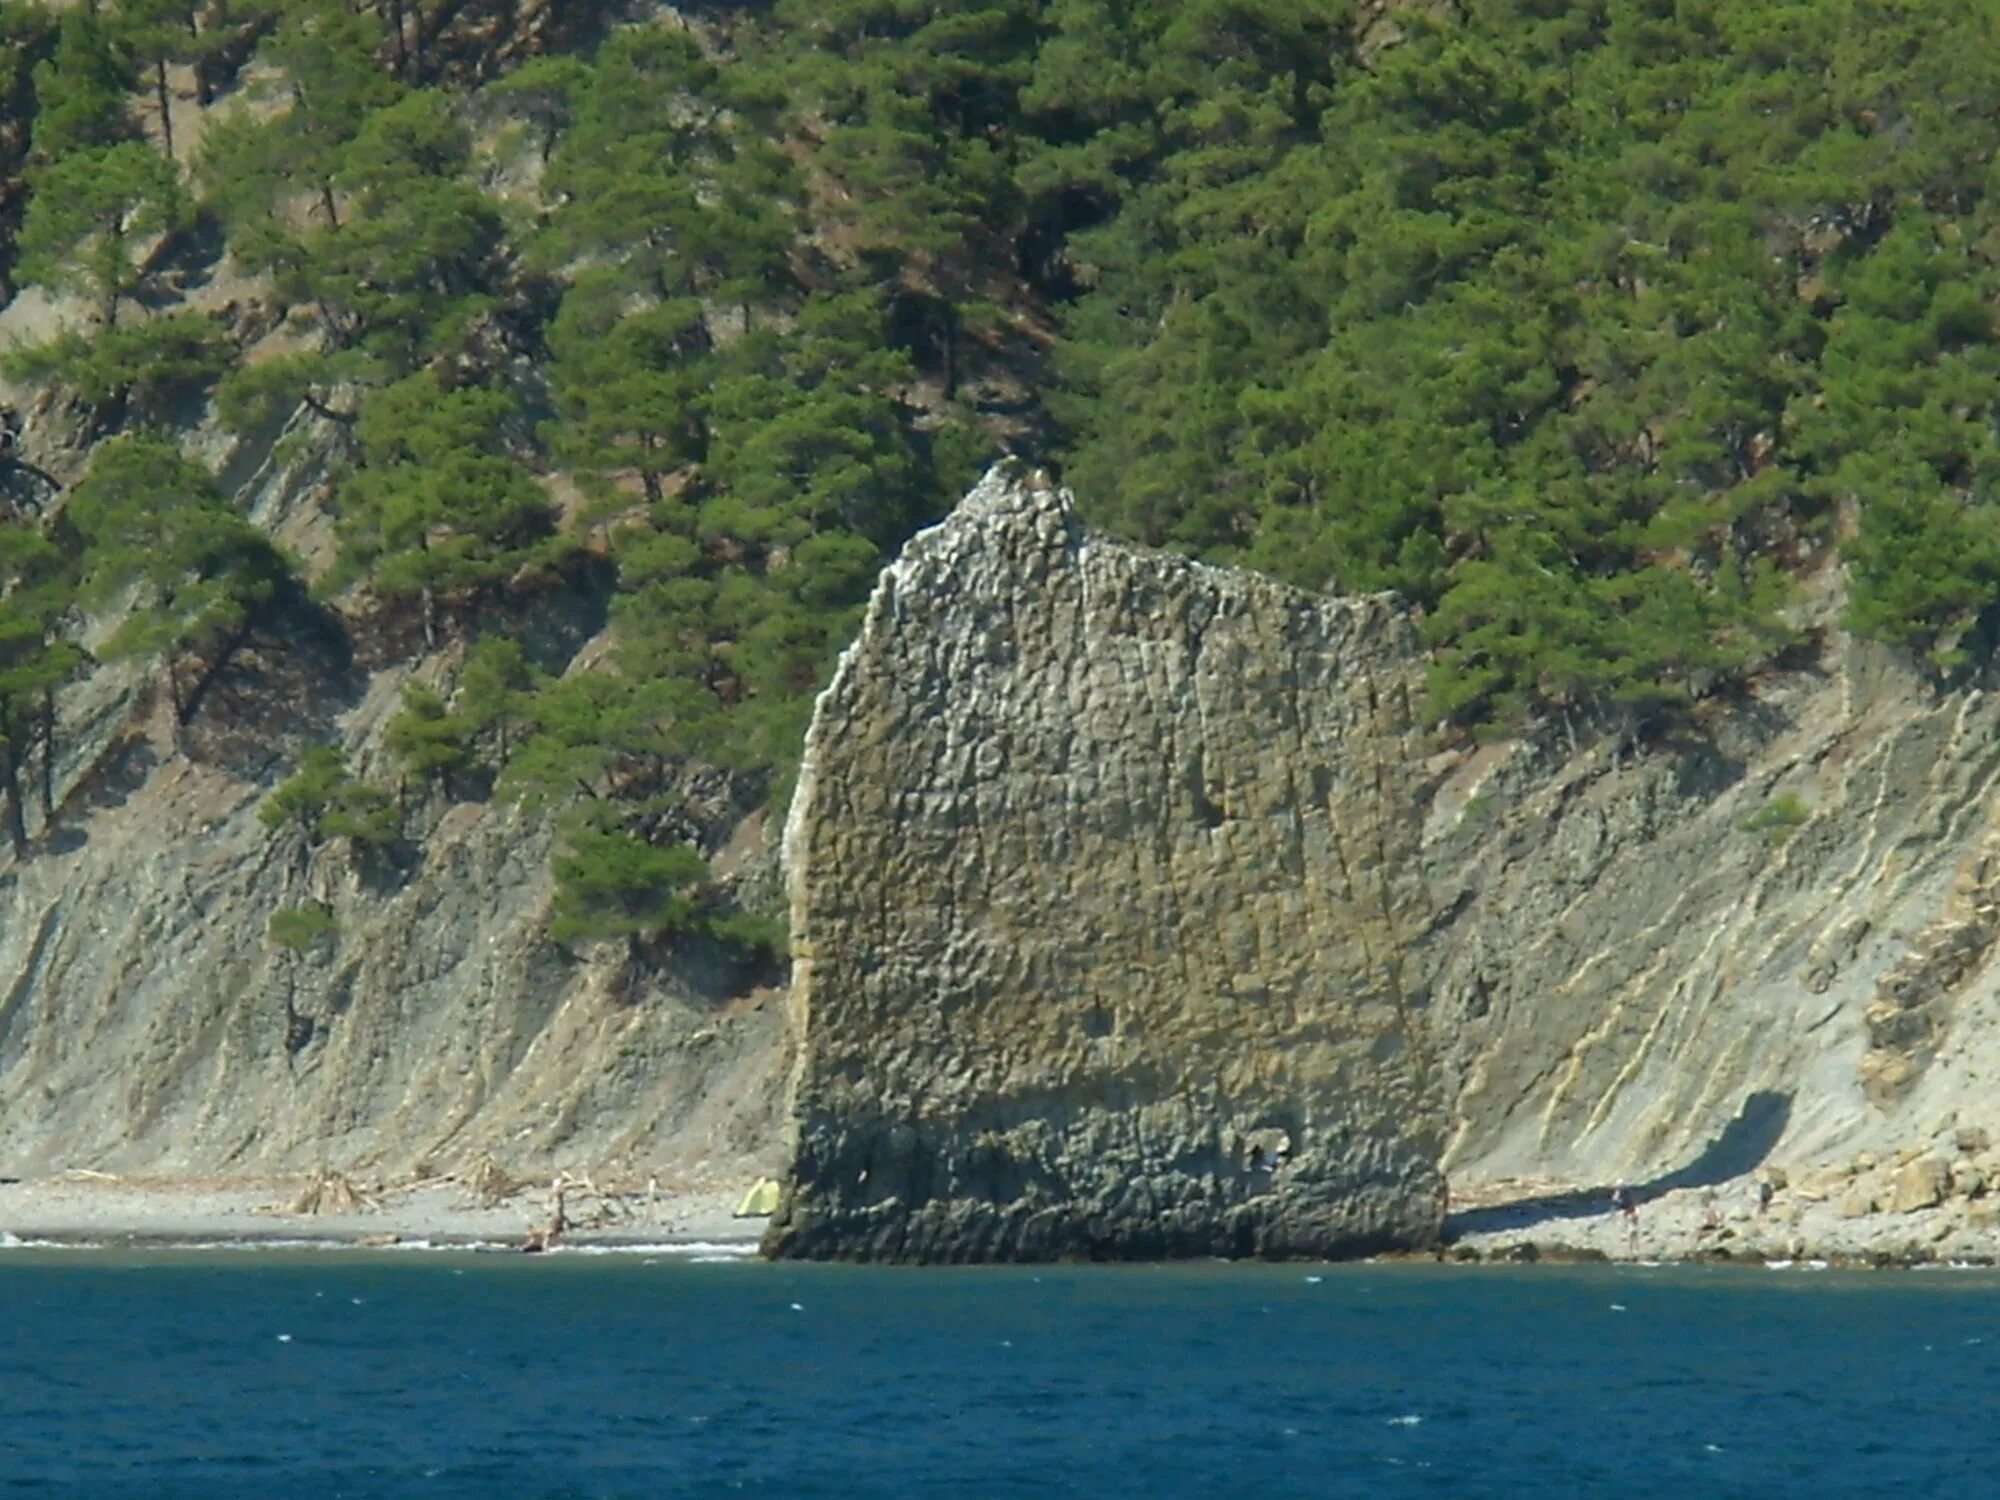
766,465,1447,1261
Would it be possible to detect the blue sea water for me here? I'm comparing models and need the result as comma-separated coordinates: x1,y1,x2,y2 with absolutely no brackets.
1,1251,1994,1498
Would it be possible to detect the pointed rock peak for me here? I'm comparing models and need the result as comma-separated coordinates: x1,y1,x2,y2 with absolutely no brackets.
875,461,1082,604
944,459,1078,537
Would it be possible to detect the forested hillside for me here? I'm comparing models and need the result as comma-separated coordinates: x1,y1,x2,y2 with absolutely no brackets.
1,0,1997,969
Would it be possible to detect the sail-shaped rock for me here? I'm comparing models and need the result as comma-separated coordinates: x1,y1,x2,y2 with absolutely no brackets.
766,464,1447,1260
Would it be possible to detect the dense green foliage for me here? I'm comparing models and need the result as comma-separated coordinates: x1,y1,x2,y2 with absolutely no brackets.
68,433,290,719
6,0,2000,962
1039,0,2000,716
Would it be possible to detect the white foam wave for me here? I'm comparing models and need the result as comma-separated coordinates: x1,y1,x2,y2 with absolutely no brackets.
158,1239,360,1251
558,1241,760,1258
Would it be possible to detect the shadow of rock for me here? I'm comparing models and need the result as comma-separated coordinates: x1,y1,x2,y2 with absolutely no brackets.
64,735,158,821
180,592,360,781
1443,1090,1793,1239
38,825,87,856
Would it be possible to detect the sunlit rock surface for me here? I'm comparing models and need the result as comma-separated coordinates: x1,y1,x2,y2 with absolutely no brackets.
767,466,1448,1260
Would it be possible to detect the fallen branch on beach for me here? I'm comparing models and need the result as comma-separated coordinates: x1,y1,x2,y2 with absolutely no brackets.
284,1170,379,1216
460,1155,521,1209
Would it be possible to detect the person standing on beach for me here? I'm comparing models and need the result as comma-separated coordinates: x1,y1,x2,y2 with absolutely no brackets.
1611,1183,1639,1252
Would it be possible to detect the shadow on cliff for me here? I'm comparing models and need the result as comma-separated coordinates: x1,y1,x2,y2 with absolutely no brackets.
1443,1090,1792,1239
180,588,361,782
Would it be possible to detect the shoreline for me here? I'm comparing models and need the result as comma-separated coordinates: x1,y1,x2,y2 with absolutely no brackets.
1428,1239,2000,1272
8,1166,1998,1269
1439,1163,2000,1271
0,1172,768,1255
0,1228,765,1253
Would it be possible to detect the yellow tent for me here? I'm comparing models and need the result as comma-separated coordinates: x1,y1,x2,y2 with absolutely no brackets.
733,1178,781,1218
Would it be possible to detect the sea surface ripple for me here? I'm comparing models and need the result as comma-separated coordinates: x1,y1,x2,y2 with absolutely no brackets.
2,1253,1992,1497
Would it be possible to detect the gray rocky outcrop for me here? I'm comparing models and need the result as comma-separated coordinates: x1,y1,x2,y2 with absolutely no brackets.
1889,1156,1950,1213
771,464,2000,1260
1422,624,2000,1195
0,731,787,1181
766,466,1448,1261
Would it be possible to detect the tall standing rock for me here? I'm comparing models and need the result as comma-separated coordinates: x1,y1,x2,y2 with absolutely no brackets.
766,465,1447,1261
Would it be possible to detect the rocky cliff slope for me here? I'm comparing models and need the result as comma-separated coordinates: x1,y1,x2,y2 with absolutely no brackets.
769,467,2000,1260
767,466,1449,1261
1426,601,2000,1231
0,732,786,1183
12,450,2000,1259
0,412,787,1189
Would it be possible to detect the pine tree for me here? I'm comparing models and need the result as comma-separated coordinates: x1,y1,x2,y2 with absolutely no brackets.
338,372,556,647
199,0,397,234
454,636,533,766
0,520,84,853
483,53,589,164
68,434,291,731
28,7,134,160
259,743,398,848
545,272,712,506
109,0,203,157
549,820,710,952
384,680,473,791
1,313,227,425
0,8,62,299
17,140,184,329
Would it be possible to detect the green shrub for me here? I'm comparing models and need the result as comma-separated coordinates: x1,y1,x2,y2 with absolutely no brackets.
1741,792,1812,845
267,903,338,952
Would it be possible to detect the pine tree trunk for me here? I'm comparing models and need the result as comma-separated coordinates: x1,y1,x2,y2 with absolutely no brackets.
283,963,301,1075
389,0,409,76
2,773,23,856
38,685,55,824
421,584,438,651
155,60,174,158
1,704,25,855
165,660,186,756
178,616,254,729
411,0,429,76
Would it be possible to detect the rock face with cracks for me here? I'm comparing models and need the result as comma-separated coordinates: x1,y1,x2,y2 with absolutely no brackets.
0,417,787,1188
765,466,1448,1261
